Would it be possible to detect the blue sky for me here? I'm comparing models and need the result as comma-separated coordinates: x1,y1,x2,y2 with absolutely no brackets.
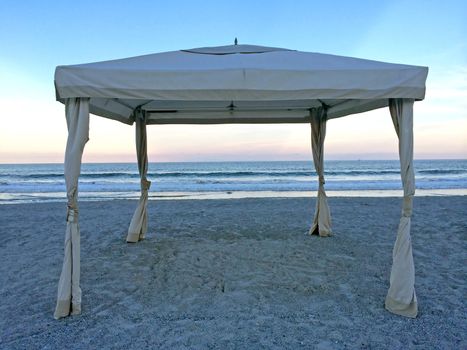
0,0,465,162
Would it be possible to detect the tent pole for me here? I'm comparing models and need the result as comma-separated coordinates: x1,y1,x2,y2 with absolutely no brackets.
385,98,418,318
54,98,90,319
308,106,332,237
127,109,151,243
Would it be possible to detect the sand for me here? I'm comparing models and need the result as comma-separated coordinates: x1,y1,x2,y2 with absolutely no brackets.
0,196,466,349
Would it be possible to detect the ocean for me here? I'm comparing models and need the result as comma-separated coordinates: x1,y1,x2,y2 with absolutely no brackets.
0,160,466,204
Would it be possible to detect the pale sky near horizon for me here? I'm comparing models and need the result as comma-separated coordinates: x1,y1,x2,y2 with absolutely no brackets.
0,0,465,163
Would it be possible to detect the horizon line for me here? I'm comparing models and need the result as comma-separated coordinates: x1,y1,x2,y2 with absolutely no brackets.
1,158,466,166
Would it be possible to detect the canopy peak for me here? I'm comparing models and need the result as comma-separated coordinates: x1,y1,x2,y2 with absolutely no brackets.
181,43,292,55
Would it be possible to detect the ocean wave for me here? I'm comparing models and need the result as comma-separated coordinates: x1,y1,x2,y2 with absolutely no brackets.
418,169,466,175
3,172,134,179
2,169,413,180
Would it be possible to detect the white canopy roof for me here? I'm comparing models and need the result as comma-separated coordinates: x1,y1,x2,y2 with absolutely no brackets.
55,44,428,124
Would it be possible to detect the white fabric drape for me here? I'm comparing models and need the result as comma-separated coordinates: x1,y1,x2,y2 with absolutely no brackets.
309,107,332,237
54,98,89,319
126,110,151,243
385,98,418,318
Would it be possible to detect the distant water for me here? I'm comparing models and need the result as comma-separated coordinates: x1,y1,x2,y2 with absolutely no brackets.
0,160,466,204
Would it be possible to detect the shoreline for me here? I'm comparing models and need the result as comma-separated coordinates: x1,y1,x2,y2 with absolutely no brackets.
1,188,466,205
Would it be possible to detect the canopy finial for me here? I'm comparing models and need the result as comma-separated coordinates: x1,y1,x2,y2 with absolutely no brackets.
234,37,238,45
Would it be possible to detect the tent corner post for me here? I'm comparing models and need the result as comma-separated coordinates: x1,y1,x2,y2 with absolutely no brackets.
308,107,332,237
126,110,151,243
54,97,89,319
385,98,418,318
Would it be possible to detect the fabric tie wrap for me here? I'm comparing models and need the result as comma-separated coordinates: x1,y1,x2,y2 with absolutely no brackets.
141,178,151,191
402,195,413,217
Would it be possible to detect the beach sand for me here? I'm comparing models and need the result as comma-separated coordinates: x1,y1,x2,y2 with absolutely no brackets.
0,197,466,349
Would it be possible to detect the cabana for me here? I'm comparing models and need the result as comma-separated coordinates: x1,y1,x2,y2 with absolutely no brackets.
53,43,428,320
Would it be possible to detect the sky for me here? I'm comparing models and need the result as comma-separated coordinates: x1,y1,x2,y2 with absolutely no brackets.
0,0,465,163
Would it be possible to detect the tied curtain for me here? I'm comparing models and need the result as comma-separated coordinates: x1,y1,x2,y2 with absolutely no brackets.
385,98,418,318
54,103,151,320
54,98,89,319
126,110,151,243
309,107,332,237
